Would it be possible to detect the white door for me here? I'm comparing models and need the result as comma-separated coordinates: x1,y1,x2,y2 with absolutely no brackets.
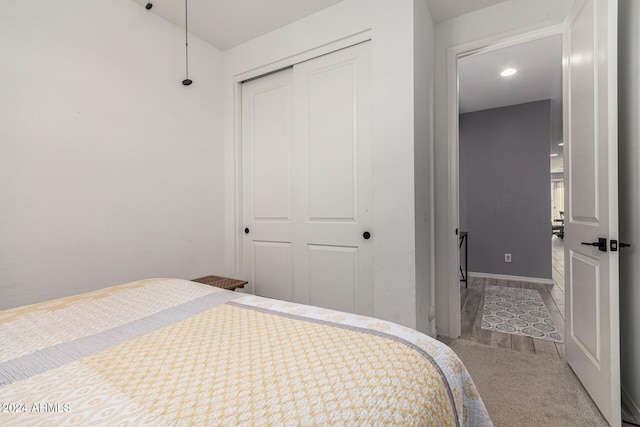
564,0,620,425
242,68,295,301
293,43,374,316
242,42,374,316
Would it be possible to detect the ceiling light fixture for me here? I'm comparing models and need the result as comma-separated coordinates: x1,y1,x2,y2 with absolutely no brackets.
500,68,518,77
182,0,192,86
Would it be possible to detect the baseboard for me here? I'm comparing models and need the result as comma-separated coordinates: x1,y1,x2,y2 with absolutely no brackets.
622,386,640,424
468,272,554,285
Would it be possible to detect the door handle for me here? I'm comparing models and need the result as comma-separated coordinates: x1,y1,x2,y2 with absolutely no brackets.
581,238,607,252
244,227,250,234
609,240,631,251
363,231,371,240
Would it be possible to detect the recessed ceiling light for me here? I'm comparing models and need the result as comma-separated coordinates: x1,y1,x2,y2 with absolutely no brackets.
500,68,518,77
550,154,559,157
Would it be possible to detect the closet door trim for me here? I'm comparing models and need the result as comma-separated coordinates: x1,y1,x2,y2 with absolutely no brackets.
234,30,371,84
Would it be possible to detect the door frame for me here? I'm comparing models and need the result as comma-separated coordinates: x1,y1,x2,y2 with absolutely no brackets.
231,31,372,285
446,24,565,338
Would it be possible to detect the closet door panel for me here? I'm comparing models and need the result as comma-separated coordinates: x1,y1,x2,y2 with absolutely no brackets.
293,42,373,316
251,85,292,220
242,68,294,300
307,62,357,221
252,241,292,302
307,245,358,314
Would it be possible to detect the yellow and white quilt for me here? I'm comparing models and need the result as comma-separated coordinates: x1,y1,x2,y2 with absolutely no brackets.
0,278,492,426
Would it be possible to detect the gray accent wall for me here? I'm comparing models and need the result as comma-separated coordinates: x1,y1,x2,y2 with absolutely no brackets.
459,100,552,279
618,0,640,416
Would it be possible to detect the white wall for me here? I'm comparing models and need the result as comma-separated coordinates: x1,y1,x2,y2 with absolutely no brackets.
0,0,225,309
433,0,573,336
618,0,640,416
414,0,436,335
223,0,428,329
550,73,564,173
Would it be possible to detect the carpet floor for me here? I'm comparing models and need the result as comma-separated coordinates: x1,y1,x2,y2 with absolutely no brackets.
448,339,608,426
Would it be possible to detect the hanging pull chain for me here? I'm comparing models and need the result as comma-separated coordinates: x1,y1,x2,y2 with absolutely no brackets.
182,0,192,86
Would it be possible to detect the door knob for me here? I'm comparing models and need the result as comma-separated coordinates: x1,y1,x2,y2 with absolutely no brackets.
244,228,250,234
363,231,371,240
581,238,607,252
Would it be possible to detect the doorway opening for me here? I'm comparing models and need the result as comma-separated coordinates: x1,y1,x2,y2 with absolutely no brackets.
455,33,565,358
447,4,622,423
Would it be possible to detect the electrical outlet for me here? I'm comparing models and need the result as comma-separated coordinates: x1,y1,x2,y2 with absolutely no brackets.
505,253,512,263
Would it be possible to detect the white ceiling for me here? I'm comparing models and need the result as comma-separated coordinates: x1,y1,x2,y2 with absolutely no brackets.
424,0,511,23
132,0,344,50
459,35,563,114
133,0,517,50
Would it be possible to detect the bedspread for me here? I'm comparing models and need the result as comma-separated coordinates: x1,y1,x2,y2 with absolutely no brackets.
0,278,491,426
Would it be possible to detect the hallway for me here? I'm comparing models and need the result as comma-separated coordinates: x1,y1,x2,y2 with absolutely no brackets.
458,236,566,358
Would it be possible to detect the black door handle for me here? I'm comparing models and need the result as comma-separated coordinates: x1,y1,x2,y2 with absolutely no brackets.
244,228,250,234
581,238,607,252
363,231,371,240
611,240,632,251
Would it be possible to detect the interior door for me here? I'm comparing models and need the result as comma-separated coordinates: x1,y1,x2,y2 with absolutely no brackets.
242,68,295,301
564,0,620,425
293,42,374,316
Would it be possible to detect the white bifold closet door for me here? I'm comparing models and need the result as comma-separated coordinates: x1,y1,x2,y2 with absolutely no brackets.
242,42,373,316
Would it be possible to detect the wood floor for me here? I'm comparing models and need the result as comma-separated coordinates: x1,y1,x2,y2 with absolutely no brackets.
458,236,566,359
551,236,565,292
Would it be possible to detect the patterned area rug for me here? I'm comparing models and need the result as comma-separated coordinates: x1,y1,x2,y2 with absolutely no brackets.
481,286,562,342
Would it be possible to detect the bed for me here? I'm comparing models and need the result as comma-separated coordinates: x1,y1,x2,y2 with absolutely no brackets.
0,278,492,426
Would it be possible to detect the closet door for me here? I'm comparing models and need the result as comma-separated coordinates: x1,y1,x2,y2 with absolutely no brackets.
242,68,294,300
293,42,373,315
